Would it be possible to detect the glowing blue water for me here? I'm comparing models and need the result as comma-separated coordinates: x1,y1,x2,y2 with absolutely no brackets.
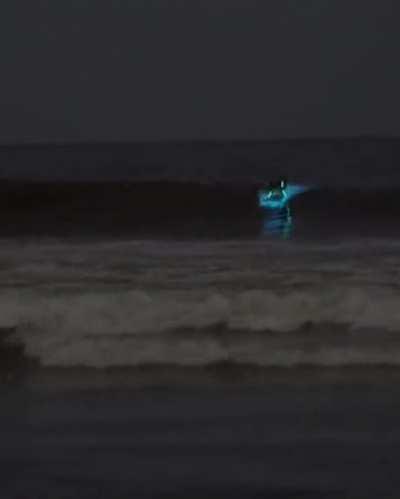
262,208,293,238
258,184,310,210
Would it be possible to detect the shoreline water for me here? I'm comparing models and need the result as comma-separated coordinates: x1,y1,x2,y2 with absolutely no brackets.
3,364,400,390
2,365,400,499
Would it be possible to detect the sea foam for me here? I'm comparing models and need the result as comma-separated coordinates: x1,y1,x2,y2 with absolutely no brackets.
0,285,399,367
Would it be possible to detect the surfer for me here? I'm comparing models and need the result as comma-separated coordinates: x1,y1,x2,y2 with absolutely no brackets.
267,178,287,197
257,178,289,209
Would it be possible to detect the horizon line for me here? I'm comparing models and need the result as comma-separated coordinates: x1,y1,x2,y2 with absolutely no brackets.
0,134,399,148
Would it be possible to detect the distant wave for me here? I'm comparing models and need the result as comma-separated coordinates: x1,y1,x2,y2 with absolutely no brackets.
1,181,399,213
2,138,400,188
0,181,400,238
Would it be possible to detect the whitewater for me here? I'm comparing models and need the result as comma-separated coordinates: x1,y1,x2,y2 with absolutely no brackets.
1,237,400,368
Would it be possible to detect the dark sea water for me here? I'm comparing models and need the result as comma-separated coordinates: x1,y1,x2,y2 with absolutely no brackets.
1,140,400,498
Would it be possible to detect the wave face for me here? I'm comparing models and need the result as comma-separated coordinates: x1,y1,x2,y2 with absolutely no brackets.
1,239,400,368
1,181,400,240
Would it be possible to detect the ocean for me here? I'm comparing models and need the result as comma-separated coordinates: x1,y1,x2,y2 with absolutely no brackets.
1,139,400,498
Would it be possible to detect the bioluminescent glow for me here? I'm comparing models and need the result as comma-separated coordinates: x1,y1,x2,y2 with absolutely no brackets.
258,183,310,210
261,206,293,238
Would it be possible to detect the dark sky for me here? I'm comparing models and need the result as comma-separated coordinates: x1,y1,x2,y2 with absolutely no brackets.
1,0,400,142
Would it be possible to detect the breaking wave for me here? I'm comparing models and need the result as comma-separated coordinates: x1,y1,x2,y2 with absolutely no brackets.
2,286,400,368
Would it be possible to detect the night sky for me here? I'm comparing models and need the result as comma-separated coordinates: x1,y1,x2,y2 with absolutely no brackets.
1,1,400,142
